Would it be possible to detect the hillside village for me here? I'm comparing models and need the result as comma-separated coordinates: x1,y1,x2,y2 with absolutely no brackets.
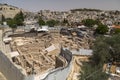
0,4,120,26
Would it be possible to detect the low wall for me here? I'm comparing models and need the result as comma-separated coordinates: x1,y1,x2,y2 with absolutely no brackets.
0,51,26,80
42,49,72,80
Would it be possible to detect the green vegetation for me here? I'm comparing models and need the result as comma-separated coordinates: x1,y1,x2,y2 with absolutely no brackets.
80,62,108,80
61,18,69,26
91,36,111,66
71,8,101,12
114,28,120,34
80,34,120,80
0,15,5,24
82,19,108,34
6,11,24,28
38,17,60,27
46,19,59,27
38,17,46,26
82,19,101,27
6,19,17,28
92,34,120,65
14,11,24,26
1,15,5,22
95,24,109,34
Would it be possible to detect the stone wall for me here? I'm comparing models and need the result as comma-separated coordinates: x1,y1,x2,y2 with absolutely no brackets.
0,51,26,80
42,49,72,80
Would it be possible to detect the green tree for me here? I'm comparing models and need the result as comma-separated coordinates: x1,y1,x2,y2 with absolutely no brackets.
95,24,108,34
82,19,96,27
94,19,102,25
46,19,57,27
91,36,111,66
92,34,120,65
1,15,5,22
106,34,120,62
114,28,120,34
80,34,120,80
82,19,102,27
61,18,69,26
0,21,2,24
5,11,24,28
14,11,24,26
80,62,108,80
38,17,46,26
7,19,17,28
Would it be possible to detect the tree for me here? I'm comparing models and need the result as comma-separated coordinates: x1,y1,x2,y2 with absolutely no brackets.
80,62,108,80
4,11,24,28
1,15,5,22
82,19,102,27
46,19,57,27
95,24,108,34
38,17,46,26
14,11,24,26
91,36,111,66
92,34,120,65
106,34,120,62
80,34,120,80
114,28,120,34
7,19,17,28
82,19,96,27
61,18,69,26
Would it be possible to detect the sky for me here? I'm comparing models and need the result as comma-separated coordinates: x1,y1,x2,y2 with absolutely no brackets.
0,0,120,12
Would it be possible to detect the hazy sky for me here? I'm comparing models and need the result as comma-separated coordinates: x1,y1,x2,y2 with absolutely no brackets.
1,0,120,12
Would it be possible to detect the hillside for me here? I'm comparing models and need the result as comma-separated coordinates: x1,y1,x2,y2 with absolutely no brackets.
0,4,21,19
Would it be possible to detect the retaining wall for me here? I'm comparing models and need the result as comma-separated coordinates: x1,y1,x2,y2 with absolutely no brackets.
42,49,72,80
0,51,26,80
